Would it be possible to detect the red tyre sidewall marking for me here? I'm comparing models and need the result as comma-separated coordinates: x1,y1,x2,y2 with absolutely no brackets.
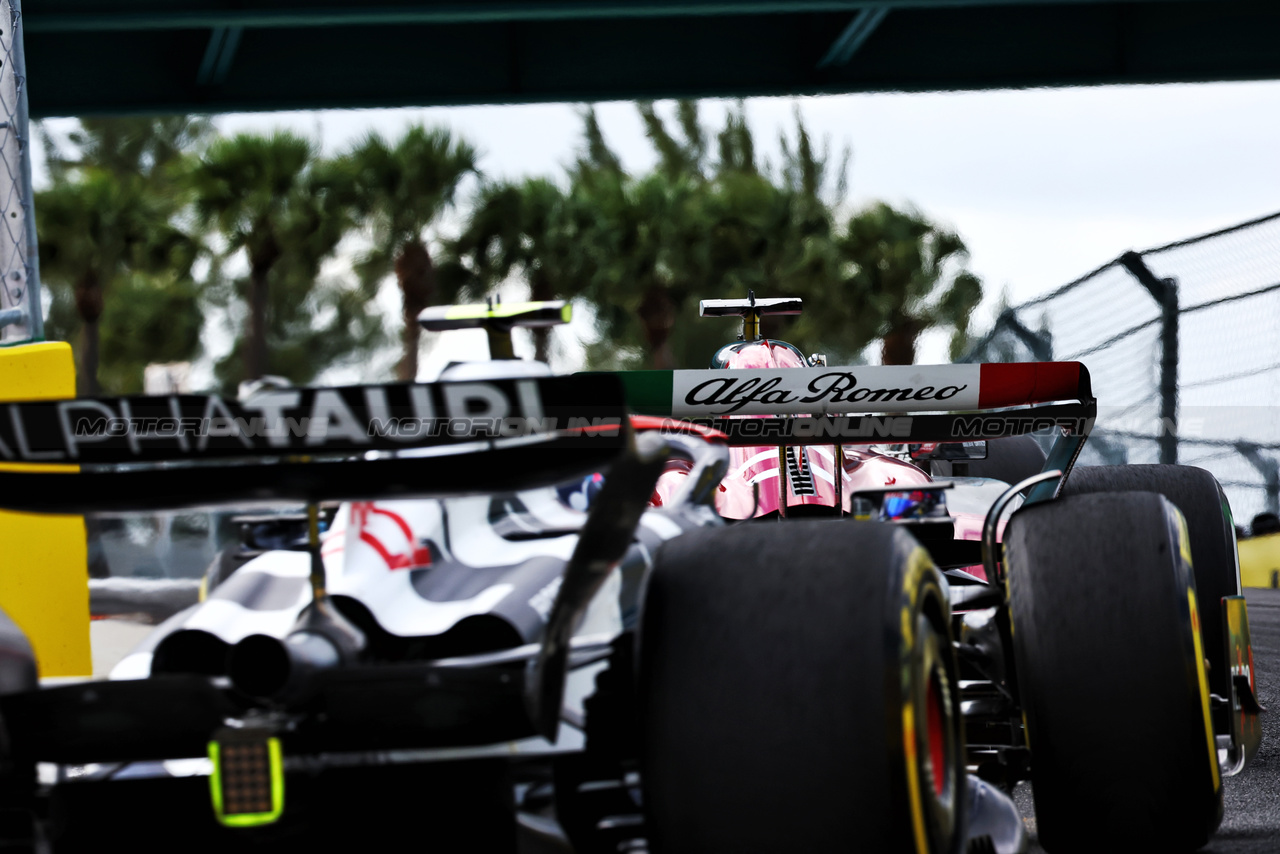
926,674,946,798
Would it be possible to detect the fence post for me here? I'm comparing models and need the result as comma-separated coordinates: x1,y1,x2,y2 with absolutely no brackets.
960,308,1053,364
12,0,40,339
0,0,41,342
1001,309,1053,361
1119,251,1179,464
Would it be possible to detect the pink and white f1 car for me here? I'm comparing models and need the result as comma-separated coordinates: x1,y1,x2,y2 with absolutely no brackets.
0,298,1260,854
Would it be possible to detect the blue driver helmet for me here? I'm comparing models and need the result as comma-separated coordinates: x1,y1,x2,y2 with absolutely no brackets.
880,490,944,521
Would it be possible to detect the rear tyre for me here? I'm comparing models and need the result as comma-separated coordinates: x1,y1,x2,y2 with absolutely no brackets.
1005,492,1222,853
639,520,965,853
1061,464,1240,708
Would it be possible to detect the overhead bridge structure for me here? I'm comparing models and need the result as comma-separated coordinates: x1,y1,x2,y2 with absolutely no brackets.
23,0,1280,116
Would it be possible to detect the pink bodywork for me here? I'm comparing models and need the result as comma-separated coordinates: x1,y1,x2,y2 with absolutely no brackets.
643,338,994,582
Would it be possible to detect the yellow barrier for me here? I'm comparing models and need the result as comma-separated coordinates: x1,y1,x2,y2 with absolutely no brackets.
0,341,90,677
1240,532,1280,590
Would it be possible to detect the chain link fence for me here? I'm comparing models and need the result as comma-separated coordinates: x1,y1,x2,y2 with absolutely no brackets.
0,0,40,343
964,210,1280,528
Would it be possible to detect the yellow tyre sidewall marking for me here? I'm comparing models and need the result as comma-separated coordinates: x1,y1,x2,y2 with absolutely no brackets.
1176,509,1220,793
1188,587,1222,793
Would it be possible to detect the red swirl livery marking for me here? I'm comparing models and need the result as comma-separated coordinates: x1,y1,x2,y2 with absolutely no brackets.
350,502,432,570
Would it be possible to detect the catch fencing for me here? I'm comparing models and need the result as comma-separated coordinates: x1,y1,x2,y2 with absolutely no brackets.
0,0,39,343
964,210,1280,529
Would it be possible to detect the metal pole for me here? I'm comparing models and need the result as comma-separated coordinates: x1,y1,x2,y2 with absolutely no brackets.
1119,251,1178,464
1001,309,1053,362
1159,280,1179,465
11,0,41,340
306,502,325,600
0,0,41,343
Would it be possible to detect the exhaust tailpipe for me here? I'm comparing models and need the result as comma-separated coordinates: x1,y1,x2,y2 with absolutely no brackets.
227,598,365,701
228,631,340,700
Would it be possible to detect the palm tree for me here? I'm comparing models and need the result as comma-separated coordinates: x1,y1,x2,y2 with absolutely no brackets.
829,202,983,365
38,116,209,394
561,104,722,370
188,131,358,386
447,107,709,370
340,126,477,380
576,102,846,369
581,168,708,370
46,116,213,187
446,101,851,370
444,177,585,363
37,168,199,394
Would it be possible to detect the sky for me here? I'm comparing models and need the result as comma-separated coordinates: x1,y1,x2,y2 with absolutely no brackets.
37,79,1280,372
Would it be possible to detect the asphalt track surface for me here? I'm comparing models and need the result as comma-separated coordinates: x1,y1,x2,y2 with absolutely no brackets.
1017,587,1280,853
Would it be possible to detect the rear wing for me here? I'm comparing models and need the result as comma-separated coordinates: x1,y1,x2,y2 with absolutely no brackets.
417,300,571,332
418,300,572,360
603,361,1094,446
698,297,802,318
699,295,801,341
0,373,627,514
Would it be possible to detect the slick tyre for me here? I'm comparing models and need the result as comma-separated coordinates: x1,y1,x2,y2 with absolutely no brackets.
639,521,965,854
1005,492,1222,853
1061,464,1240,709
